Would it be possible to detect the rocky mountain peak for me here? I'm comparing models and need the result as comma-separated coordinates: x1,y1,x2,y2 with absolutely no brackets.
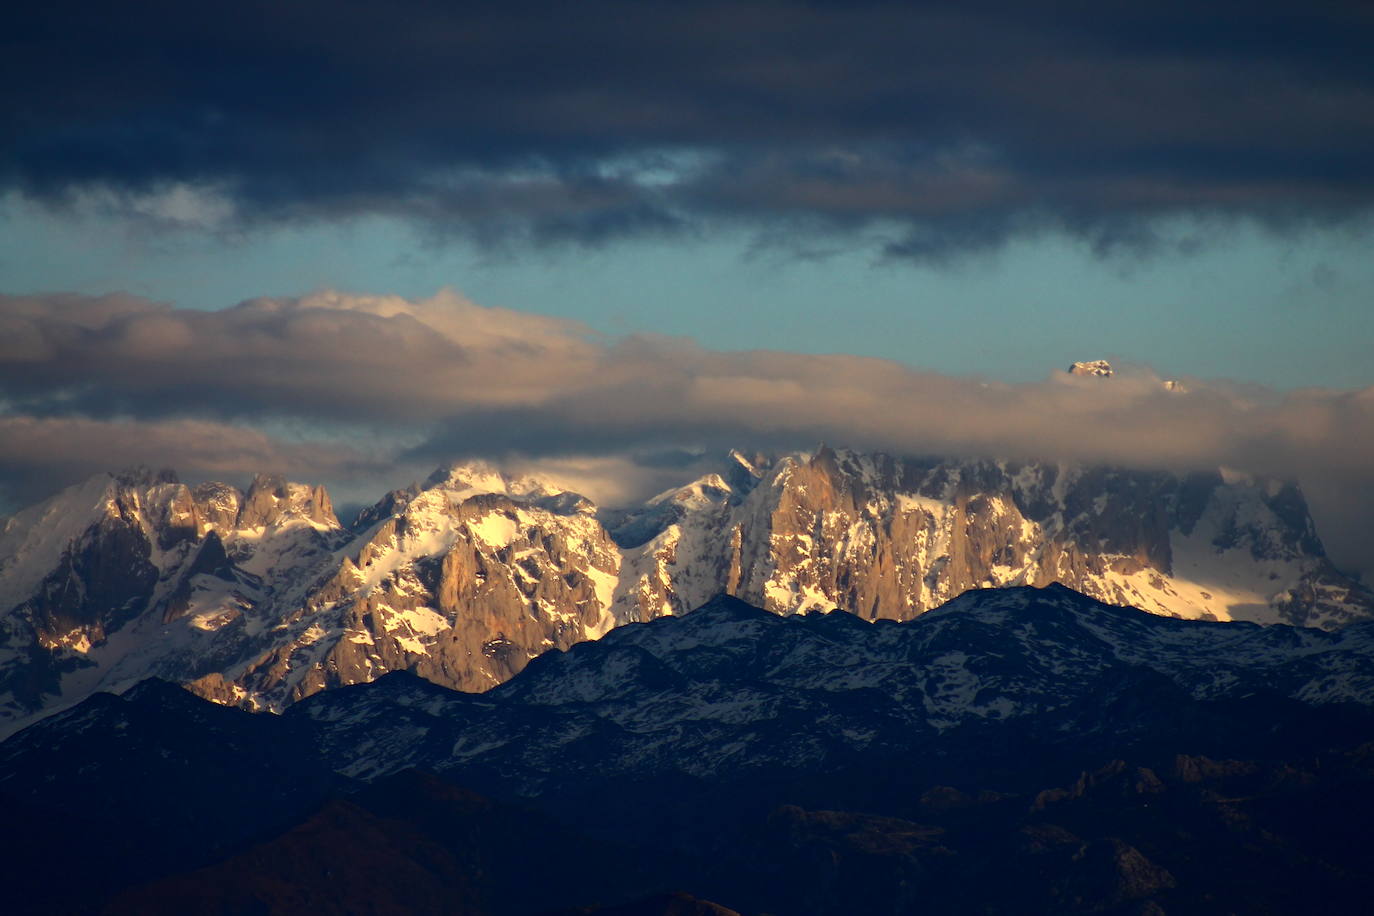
724,449,771,492
682,592,777,625
113,466,179,489
1068,359,1114,378
119,676,195,706
807,443,844,478
351,484,421,531
423,460,562,502
192,482,242,531
647,474,733,510
238,474,337,529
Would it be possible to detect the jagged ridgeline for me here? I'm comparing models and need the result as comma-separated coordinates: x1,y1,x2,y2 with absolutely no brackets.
1,448,1370,731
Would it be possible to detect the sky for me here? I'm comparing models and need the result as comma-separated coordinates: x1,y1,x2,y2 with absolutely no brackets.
2,1,1373,575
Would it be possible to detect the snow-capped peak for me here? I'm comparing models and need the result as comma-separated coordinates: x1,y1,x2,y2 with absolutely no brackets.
1068,359,1114,378
423,460,564,501
0,472,120,614
238,474,338,530
646,474,733,509
727,449,766,478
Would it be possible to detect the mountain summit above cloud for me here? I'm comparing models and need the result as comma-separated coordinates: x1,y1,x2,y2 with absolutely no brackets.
1068,359,1115,378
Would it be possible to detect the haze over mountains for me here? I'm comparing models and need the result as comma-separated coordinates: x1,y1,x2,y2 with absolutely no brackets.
2,441,1369,735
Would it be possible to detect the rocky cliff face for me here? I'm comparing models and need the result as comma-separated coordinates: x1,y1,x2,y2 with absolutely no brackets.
611,448,1369,631
0,468,345,724
1,448,1370,732
196,474,621,712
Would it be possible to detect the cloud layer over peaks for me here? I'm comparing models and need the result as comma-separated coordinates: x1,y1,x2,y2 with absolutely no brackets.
2,289,1373,577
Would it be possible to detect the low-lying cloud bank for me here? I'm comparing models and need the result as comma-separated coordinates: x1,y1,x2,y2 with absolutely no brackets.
3,289,1372,577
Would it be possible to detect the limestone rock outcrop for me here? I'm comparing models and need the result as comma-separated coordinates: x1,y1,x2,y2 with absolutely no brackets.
1,448,1370,731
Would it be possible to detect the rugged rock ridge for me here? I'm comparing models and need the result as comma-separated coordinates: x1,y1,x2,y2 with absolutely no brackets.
193,473,620,711
0,448,1371,733
0,468,344,723
1068,359,1114,378
610,448,1369,630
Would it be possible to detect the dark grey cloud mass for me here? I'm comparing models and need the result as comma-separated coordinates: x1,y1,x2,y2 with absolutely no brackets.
4,0,1373,256
2,291,1372,579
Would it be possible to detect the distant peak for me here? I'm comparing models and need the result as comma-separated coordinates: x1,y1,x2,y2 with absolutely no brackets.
238,474,337,528
687,593,775,623
424,460,562,500
120,677,194,704
646,473,732,508
113,466,179,488
424,459,501,489
1068,359,1114,378
729,448,776,472
245,473,289,497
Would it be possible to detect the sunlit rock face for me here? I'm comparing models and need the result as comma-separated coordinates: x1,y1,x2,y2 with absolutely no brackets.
611,447,1368,631
1068,359,1115,378
1,447,1370,731
0,468,343,724
203,478,622,711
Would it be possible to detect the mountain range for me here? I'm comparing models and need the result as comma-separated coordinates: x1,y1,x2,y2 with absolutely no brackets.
3,585,1373,914
2,446,1371,734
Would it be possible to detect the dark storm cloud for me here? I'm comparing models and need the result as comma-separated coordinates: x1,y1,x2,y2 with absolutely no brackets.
5,0,1373,255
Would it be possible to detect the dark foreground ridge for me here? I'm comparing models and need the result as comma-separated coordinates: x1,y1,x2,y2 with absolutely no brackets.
3,584,1374,914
